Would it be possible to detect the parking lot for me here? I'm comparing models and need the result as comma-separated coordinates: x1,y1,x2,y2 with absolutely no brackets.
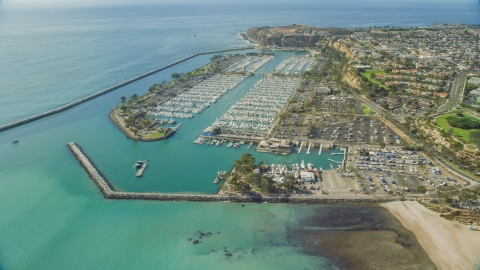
273,113,406,146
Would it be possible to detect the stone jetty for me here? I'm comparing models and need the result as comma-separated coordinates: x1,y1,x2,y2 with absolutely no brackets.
0,47,254,133
67,142,396,205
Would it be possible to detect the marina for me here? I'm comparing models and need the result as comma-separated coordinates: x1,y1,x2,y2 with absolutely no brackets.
209,76,301,134
225,55,275,73
149,74,247,119
273,55,315,75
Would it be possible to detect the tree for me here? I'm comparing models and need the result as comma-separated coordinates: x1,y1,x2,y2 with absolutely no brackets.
120,96,126,105
459,188,477,202
283,175,295,192
233,153,256,175
171,73,181,79
437,186,458,203
416,186,427,194
234,181,251,194
259,177,273,194
129,94,138,102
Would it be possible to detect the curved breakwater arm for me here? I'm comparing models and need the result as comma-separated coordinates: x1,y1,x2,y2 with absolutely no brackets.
0,47,254,133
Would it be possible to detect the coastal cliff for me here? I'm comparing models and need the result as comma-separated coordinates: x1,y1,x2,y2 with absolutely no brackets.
245,25,353,48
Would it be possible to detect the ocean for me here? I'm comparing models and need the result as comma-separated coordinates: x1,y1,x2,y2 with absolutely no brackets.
0,2,479,269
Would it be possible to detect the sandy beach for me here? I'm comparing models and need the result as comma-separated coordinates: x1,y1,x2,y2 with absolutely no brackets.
383,201,480,270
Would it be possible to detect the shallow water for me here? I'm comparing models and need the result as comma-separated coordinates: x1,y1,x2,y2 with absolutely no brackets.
2,2,479,269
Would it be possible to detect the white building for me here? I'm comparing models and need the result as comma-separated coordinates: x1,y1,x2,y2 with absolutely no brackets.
300,172,315,182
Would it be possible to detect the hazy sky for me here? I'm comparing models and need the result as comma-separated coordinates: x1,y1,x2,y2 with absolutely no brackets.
1,0,477,10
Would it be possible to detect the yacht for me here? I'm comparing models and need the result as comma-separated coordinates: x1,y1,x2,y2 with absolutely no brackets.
12,139,19,143
307,163,314,170
134,160,144,169
300,160,305,170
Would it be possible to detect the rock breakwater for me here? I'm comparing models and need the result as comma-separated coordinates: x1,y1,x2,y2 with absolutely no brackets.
68,142,395,205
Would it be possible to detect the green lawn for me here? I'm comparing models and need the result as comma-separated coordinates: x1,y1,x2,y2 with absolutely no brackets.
191,64,210,76
362,105,376,114
360,70,388,89
145,131,165,138
435,114,480,143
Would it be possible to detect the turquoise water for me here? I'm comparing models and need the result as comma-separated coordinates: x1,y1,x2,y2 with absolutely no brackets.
1,3,480,269
0,50,343,195
0,51,343,269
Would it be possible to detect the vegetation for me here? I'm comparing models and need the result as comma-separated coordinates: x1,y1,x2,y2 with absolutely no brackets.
445,114,480,129
436,113,480,143
416,186,427,194
229,154,273,194
362,105,376,114
360,70,388,89
145,131,166,138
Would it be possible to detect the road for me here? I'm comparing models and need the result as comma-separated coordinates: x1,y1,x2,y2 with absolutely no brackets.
349,90,478,184
437,72,466,114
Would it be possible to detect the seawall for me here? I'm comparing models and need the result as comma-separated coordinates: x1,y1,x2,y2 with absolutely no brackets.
0,47,254,133
67,142,396,204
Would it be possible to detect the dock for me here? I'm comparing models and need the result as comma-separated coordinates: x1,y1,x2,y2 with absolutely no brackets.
306,142,311,154
136,162,147,177
213,171,226,184
298,141,304,154
318,144,323,155
328,158,343,164
247,141,254,149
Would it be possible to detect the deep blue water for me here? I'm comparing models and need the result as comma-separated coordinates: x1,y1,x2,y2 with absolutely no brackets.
1,2,480,125
0,2,479,270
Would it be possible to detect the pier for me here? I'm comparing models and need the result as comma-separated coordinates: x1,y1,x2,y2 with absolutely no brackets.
298,141,304,153
136,163,147,177
0,47,254,133
306,142,311,154
213,171,226,184
67,142,395,204
318,144,323,155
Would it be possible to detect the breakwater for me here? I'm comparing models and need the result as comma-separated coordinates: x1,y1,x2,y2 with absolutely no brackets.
67,142,396,204
0,47,254,133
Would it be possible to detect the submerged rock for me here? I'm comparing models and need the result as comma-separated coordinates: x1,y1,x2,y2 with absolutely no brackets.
193,239,199,244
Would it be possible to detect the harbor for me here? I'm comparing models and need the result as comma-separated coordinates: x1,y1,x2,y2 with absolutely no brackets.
67,141,393,204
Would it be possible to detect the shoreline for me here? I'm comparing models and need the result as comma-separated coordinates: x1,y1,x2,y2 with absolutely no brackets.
108,111,178,142
382,201,480,270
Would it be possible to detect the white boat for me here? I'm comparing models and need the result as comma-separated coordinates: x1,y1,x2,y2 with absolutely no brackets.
301,160,305,170
227,142,233,148
12,139,19,143
307,163,314,170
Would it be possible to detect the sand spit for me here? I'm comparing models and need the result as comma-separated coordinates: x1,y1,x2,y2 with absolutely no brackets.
382,201,480,270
